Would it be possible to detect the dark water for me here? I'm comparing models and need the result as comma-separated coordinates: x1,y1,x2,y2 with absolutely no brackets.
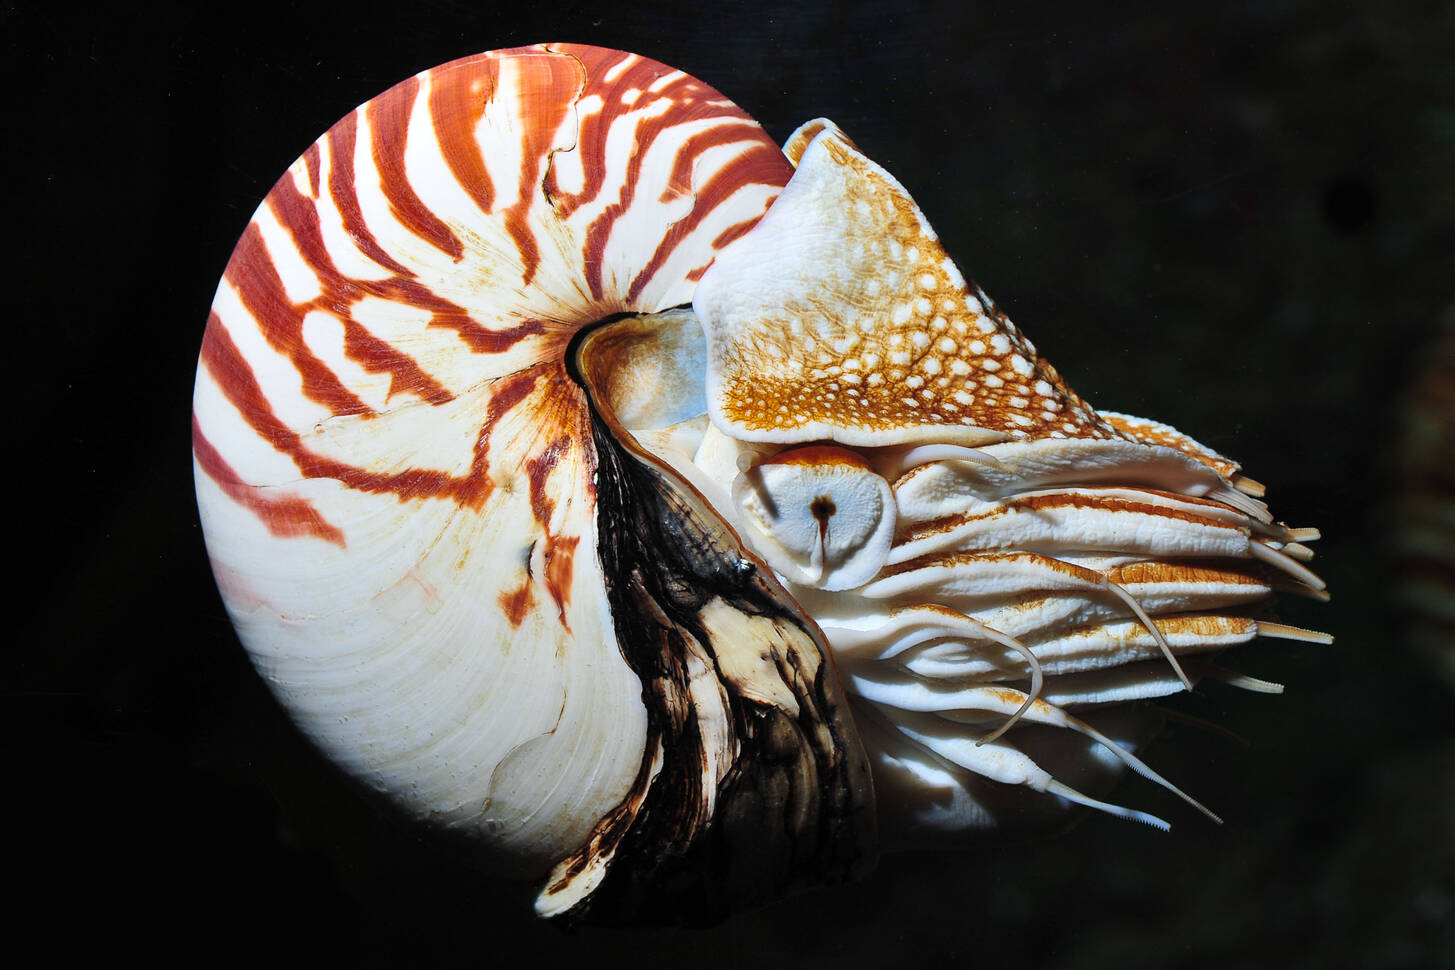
13,1,1452,967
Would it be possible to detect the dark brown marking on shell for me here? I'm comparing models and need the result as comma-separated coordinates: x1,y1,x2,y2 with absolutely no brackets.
538,327,874,921
367,75,465,262
543,534,580,633
560,411,872,921
498,581,534,628
526,434,583,629
191,416,345,547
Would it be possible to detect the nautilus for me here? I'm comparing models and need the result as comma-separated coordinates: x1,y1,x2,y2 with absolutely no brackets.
193,44,1330,920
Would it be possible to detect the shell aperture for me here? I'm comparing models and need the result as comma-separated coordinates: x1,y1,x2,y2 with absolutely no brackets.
194,45,1327,919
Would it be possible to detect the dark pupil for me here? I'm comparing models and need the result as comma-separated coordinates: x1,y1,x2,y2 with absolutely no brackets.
810,495,836,522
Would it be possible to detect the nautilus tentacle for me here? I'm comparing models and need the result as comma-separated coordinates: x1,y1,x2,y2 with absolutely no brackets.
195,47,1327,920
684,118,1328,844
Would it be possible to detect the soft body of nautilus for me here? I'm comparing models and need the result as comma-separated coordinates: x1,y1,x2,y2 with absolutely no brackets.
193,44,1329,919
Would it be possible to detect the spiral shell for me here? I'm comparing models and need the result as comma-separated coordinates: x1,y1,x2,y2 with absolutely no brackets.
194,44,1327,920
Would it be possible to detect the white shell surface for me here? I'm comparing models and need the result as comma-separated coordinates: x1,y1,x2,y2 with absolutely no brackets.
193,45,798,878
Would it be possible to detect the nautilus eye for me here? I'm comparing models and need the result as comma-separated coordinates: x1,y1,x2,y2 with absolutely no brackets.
731,446,896,591
194,44,1329,921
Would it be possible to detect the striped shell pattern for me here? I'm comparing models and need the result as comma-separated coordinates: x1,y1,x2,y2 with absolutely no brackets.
193,44,1328,920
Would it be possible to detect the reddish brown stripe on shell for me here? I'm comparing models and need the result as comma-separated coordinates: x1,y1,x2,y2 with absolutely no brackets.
499,582,534,628
325,114,415,277
203,45,788,557
527,436,572,529
583,119,776,302
625,146,792,304
225,225,371,417
524,44,792,304
199,312,524,507
499,48,583,286
302,143,321,198
660,122,770,203
271,164,548,359
193,416,346,547
266,176,454,407
426,55,497,222
367,76,465,262
574,66,789,302
544,534,581,632
539,47,673,220
710,196,774,251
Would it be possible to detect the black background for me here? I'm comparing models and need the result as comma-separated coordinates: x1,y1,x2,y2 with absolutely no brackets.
11,1,1453,967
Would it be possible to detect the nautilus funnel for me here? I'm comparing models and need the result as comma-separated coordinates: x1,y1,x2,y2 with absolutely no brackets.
193,44,1329,922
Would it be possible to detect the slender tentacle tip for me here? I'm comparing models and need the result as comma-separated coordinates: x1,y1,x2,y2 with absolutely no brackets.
193,45,1329,920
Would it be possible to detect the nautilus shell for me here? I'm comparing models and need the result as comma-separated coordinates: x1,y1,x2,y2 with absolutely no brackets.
193,44,1329,920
